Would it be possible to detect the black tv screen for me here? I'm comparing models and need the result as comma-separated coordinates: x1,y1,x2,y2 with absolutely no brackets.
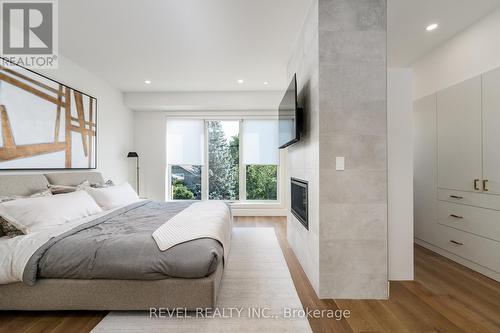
278,74,300,149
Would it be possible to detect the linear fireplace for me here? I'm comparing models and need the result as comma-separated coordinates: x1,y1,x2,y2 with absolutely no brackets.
291,178,308,230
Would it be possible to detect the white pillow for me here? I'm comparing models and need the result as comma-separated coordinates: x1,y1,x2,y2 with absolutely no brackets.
0,191,102,234
84,182,139,210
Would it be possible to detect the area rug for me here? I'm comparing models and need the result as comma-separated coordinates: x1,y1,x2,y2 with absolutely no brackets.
91,227,312,332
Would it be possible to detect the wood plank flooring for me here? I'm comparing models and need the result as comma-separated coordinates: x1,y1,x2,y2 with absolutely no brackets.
1,216,499,333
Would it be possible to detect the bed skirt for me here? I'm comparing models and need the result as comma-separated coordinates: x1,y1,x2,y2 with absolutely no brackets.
0,261,223,311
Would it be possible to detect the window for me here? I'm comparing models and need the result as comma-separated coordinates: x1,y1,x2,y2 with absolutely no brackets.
171,165,202,200
166,119,204,200
246,165,278,200
166,118,279,202
242,120,279,201
208,121,239,200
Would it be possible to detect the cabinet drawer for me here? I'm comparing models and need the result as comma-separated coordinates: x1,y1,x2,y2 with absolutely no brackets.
435,224,500,273
438,189,500,211
438,201,500,242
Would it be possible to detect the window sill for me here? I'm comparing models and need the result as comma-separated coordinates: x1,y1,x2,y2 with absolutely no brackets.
230,201,283,209
166,199,284,210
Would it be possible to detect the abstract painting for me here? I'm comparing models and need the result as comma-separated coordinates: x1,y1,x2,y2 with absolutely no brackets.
0,59,97,169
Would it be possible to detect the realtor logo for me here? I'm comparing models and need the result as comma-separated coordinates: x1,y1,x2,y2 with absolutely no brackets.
0,0,58,68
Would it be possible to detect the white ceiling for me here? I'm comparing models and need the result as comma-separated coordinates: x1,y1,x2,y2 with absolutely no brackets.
388,0,500,67
59,0,311,92
60,0,500,92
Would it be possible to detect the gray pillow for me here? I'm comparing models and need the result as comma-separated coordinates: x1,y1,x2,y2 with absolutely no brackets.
94,179,115,188
48,180,93,194
48,180,115,194
0,189,53,202
0,217,23,238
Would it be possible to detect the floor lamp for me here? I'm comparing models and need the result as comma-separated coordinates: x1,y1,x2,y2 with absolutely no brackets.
127,152,139,196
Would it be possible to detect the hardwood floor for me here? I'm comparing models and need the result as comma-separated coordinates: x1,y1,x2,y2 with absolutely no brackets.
1,216,500,333
238,217,500,333
0,312,103,333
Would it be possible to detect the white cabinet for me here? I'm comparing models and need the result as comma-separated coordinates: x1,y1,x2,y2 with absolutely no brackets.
435,224,500,274
438,201,500,242
437,76,482,192
413,95,438,242
482,67,500,195
438,189,500,211
414,69,500,282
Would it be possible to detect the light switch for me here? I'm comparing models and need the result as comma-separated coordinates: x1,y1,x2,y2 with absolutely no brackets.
336,157,345,171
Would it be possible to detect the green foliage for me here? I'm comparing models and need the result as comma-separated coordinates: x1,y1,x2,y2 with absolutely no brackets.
246,165,278,200
172,180,195,200
228,135,240,197
208,121,239,200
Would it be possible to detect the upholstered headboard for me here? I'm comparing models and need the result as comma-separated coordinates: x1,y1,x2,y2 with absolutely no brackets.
0,172,104,196
44,172,104,186
0,174,50,197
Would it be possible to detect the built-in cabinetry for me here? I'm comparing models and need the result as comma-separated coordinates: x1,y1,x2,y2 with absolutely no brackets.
437,76,482,192
482,68,500,195
414,67,500,281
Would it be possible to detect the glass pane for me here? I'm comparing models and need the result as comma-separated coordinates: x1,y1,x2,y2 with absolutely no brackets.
208,120,239,200
242,120,279,165
246,165,278,200
166,119,204,165
171,165,202,200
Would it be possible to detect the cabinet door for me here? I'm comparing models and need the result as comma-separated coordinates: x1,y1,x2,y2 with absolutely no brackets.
437,76,482,192
482,68,500,195
414,94,438,242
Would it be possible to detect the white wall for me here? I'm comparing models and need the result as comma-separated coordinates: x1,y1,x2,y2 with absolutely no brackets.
133,112,166,200
1,55,134,184
413,8,500,99
387,68,414,281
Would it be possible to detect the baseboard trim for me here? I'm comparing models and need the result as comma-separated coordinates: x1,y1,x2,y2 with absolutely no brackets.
415,238,500,282
232,208,287,216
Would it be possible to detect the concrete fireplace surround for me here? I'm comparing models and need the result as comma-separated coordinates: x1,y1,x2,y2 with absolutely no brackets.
286,0,388,299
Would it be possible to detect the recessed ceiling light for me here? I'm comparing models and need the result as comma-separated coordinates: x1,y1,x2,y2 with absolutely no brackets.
237,79,244,84
426,23,438,31
144,80,151,84
263,81,269,85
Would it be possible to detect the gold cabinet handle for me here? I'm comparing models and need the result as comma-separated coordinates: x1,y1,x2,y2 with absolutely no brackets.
450,214,463,219
474,179,480,191
483,179,489,192
449,195,463,199
450,240,463,246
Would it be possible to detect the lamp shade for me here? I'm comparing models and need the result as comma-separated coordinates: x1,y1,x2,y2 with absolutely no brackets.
127,152,139,158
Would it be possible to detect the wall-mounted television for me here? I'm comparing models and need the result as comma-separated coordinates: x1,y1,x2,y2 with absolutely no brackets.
278,74,301,149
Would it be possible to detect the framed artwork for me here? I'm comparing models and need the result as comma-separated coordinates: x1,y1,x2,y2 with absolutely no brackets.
0,58,97,169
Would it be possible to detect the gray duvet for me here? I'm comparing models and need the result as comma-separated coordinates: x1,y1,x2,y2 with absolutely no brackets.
22,201,224,286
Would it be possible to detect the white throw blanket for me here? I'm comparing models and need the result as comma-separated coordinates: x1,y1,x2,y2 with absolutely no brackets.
152,201,232,262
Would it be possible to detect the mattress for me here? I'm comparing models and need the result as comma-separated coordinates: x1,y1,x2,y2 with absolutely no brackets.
26,201,224,283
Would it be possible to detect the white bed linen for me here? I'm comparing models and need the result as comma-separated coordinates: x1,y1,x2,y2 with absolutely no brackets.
0,191,102,234
0,205,125,285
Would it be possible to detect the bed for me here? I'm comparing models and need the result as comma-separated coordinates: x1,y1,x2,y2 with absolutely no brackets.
0,172,231,310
